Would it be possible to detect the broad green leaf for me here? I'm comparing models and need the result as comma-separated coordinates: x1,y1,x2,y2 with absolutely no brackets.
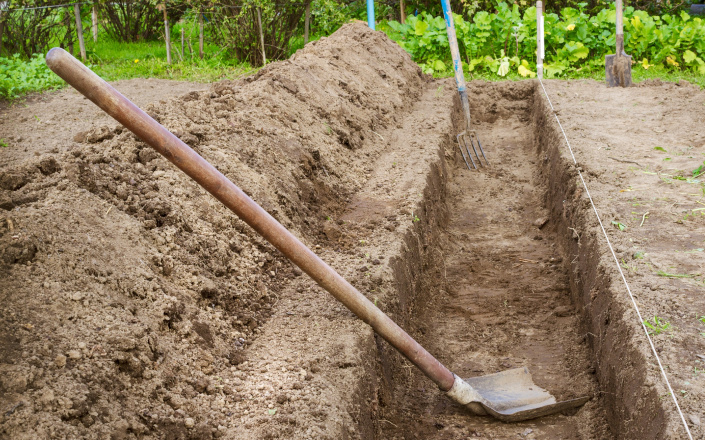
414,20,429,36
518,64,536,77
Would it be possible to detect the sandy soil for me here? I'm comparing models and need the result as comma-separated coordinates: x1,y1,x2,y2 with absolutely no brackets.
1,21,704,440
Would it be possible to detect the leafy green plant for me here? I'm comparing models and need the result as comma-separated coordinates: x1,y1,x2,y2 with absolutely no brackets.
382,3,705,78
0,139,8,148
0,54,64,99
644,316,671,335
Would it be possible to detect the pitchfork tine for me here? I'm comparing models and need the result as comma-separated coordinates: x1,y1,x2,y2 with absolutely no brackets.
472,132,489,166
456,133,476,170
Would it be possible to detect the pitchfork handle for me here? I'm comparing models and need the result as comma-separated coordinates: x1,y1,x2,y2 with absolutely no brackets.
45,48,458,392
441,0,472,132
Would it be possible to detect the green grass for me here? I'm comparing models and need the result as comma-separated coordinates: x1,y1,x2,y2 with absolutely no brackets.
433,64,705,88
1,19,256,100
84,21,255,83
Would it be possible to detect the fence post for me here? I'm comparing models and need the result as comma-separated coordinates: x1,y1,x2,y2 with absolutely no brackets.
256,7,266,64
74,3,86,60
304,3,310,45
367,0,375,30
400,0,406,24
199,11,204,59
536,1,543,79
163,2,171,64
181,27,184,61
92,5,98,43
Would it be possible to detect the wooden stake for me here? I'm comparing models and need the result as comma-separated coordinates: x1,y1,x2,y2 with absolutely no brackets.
256,7,266,65
400,0,406,24
181,27,184,61
304,3,310,45
536,1,543,79
163,3,171,64
198,11,204,59
92,5,98,43
74,3,86,60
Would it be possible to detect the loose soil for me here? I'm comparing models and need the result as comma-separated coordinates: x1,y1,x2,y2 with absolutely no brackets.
1,22,704,440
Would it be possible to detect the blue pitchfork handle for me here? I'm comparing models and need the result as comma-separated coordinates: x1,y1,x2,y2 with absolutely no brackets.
440,0,489,167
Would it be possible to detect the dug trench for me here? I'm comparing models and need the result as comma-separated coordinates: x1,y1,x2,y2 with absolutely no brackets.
373,80,686,440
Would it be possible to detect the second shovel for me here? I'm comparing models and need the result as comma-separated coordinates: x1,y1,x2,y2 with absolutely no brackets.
605,0,632,87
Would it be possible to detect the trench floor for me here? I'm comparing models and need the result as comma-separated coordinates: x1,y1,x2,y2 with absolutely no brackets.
382,106,611,439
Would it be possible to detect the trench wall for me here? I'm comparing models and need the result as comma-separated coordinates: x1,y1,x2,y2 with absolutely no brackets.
531,83,677,439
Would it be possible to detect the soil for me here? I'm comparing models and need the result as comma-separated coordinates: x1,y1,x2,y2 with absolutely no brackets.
1,21,704,440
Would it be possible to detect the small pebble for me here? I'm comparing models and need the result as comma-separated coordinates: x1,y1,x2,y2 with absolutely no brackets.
689,414,701,426
54,355,67,368
185,418,195,428
67,350,82,359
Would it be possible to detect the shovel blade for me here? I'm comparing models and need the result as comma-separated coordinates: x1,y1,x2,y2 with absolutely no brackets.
605,53,632,87
465,368,590,422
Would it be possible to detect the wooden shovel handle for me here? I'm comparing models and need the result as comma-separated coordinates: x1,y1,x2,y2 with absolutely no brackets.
45,47,457,392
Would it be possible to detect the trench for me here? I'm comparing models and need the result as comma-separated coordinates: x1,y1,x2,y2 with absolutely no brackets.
369,81,664,439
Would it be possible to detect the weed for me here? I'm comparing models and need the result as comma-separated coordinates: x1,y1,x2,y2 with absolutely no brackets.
611,220,627,231
33,115,40,122
654,146,667,152
643,316,671,335
693,161,705,178
699,316,705,325
633,250,645,259
656,270,699,278
621,259,637,273
412,212,420,223
0,139,8,148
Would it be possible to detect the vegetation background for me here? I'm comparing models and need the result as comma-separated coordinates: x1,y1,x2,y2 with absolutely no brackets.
0,0,703,100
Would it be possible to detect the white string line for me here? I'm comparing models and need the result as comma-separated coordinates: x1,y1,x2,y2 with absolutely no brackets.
537,78,693,440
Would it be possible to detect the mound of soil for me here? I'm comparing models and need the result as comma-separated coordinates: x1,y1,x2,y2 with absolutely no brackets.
0,23,426,439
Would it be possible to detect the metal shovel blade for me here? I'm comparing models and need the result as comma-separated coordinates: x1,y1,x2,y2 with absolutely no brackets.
449,368,590,422
605,52,632,88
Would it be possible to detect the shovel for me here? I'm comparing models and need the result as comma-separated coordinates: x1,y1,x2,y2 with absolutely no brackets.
440,0,488,170
605,0,632,87
46,47,589,422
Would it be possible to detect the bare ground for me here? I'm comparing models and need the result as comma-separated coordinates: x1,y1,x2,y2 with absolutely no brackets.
1,23,705,440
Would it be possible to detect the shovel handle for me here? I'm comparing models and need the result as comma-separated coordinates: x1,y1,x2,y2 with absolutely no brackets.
45,48,457,392
615,0,625,54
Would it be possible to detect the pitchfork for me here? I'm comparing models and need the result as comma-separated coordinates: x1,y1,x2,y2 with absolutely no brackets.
441,0,489,170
